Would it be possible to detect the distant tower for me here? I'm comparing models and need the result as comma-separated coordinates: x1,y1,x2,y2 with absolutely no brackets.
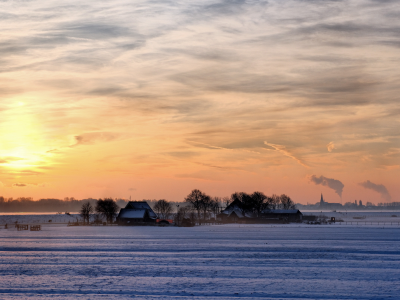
320,193,324,204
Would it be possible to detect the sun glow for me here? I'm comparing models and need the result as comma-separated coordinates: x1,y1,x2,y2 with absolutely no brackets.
0,100,51,169
1,148,43,169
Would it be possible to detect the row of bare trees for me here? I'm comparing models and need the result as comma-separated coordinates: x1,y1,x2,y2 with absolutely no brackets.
80,198,119,224
182,190,295,220
184,189,220,221
150,190,296,224
230,192,296,217
78,191,295,224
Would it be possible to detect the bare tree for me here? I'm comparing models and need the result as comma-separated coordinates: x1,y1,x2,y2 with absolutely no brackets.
200,195,217,221
211,197,222,217
175,204,196,226
185,189,208,220
80,202,93,225
279,194,296,210
95,198,119,224
251,191,267,216
153,199,173,219
264,194,280,210
222,196,231,208
92,213,103,225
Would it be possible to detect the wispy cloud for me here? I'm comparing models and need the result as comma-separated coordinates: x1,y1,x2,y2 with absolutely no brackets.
71,132,119,147
12,183,27,187
327,142,336,152
0,156,24,164
0,0,399,200
264,142,308,168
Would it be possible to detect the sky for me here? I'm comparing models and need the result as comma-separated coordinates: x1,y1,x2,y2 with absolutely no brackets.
0,0,399,204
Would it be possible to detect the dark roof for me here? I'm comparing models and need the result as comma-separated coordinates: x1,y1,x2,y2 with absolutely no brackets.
222,199,243,213
261,209,302,214
123,201,157,218
119,209,147,219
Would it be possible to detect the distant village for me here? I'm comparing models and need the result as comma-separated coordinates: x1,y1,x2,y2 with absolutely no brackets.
296,194,400,210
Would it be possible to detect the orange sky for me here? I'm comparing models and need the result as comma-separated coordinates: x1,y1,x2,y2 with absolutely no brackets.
0,0,399,204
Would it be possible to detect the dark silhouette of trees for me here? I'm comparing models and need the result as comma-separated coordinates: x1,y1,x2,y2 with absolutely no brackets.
200,195,217,221
266,194,280,210
211,197,222,217
228,192,296,216
185,189,207,220
230,192,252,217
184,189,220,221
80,202,93,224
251,191,267,216
175,204,196,226
95,198,119,223
153,199,173,219
279,194,296,209
222,196,231,208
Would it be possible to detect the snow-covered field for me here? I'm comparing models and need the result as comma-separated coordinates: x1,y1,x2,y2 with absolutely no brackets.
303,211,400,223
0,213,78,225
1,211,400,225
1,223,400,299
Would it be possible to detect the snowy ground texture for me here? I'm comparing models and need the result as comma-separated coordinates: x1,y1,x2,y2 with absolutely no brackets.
1,211,400,225
1,224,400,299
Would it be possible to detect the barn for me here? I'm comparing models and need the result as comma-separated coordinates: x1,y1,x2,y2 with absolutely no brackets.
260,209,303,222
117,201,157,225
217,199,255,223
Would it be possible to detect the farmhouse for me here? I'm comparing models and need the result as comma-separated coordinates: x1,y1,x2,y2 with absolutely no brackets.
117,201,157,225
217,199,255,223
218,199,303,223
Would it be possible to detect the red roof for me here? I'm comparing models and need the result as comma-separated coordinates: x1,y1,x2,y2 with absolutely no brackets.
156,219,173,223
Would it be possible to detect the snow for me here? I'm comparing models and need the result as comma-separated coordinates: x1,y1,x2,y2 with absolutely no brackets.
0,214,400,299
118,209,147,219
303,211,400,223
0,213,78,225
125,202,157,218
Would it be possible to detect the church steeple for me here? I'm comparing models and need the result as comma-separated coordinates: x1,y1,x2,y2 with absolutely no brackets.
320,193,324,203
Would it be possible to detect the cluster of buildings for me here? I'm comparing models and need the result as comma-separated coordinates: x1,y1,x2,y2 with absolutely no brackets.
116,200,304,225
318,194,342,210
296,194,400,211
217,199,303,223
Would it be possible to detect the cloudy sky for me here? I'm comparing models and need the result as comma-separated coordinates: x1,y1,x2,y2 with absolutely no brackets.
0,0,399,203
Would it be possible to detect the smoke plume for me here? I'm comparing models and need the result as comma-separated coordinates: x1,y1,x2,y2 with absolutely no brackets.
359,180,391,201
310,175,344,198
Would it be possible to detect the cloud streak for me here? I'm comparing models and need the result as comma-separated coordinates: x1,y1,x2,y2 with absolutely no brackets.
264,142,308,168
71,132,119,147
0,0,398,200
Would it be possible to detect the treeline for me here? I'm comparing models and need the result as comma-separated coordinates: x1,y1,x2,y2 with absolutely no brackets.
0,197,129,213
0,190,295,215
151,189,296,222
